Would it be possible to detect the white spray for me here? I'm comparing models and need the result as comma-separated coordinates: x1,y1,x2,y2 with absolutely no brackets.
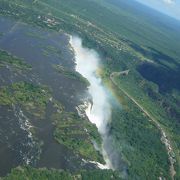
70,36,113,169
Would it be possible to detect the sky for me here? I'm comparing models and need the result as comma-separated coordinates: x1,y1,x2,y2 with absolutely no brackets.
135,0,180,21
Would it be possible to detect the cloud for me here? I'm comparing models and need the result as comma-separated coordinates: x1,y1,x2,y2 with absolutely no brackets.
163,0,175,4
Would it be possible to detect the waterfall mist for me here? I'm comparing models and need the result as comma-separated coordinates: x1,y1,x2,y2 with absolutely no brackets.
70,36,113,169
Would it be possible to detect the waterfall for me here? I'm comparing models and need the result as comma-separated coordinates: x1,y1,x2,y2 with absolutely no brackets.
70,36,113,169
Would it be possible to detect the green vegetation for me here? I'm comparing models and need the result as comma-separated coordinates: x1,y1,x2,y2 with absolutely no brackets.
53,111,104,163
1,167,72,180
1,166,121,180
109,70,180,178
106,78,170,179
80,169,121,180
41,45,62,57
44,45,62,56
53,64,90,86
0,82,50,118
0,50,31,70
0,0,180,179
0,32,4,38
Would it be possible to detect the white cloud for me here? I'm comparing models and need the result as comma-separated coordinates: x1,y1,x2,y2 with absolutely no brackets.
163,0,175,5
